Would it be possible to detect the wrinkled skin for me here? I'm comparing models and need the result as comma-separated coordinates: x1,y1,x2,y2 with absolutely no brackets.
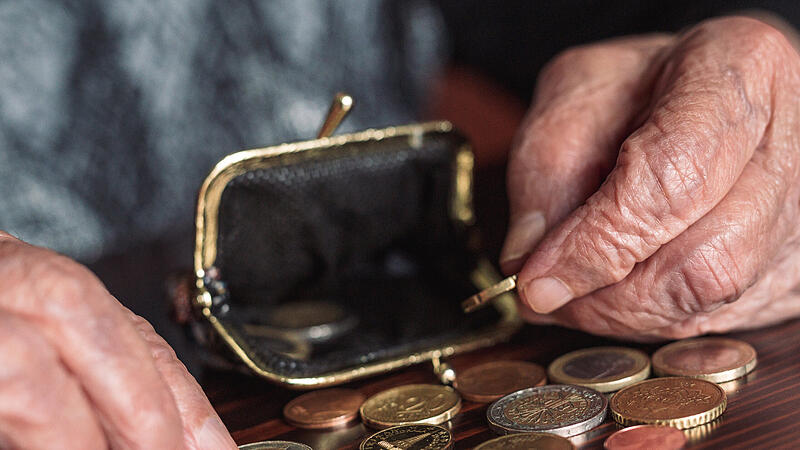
501,17,800,341
0,232,236,449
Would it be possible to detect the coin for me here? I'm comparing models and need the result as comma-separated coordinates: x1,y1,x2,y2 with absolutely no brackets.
652,337,757,383
283,388,365,429
548,347,650,393
461,274,518,313
487,384,607,437
244,300,358,343
610,377,726,429
604,425,686,450
474,433,576,449
360,384,461,429
360,424,453,449
454,360,547,402
238,441,312,450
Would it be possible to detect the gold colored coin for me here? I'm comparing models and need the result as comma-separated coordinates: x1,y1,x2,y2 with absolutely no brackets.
360,384,461,429
610,377,726,429
474,433,575,450
652,338,757,383
548,347,650,393
360,424,453,450
454,360,547,402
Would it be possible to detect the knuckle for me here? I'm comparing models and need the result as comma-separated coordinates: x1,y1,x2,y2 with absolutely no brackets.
679,243,747,312
621,134,708,223
26,254,105,315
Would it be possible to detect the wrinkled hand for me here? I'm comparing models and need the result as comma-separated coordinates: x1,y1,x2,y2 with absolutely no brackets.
501,17,800,340
0,232,236,449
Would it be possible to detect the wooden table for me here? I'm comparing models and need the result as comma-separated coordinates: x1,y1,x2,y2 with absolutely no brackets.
203,317,800,449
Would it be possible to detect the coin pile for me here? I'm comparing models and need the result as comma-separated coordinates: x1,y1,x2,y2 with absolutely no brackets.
239,337,755,449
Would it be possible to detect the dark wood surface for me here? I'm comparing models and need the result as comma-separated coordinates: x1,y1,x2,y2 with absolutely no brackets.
202,317,800,449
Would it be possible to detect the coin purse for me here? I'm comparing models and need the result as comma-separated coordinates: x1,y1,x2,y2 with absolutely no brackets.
190,111,521,388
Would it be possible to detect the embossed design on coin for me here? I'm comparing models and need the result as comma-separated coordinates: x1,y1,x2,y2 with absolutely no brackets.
474,432,575,449
360,424,453,450
454,360,547,402
604,425,686,450
360,384,461,429
487,385,607,437
610,377,726,429
548,347,650,393
238,441,312,450
653,338,757,383
283,388,365,429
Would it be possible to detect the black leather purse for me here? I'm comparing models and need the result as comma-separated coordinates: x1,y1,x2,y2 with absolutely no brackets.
187,96,521,388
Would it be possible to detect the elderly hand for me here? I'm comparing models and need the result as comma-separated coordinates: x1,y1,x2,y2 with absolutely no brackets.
0,232,236,449
501,17,800,340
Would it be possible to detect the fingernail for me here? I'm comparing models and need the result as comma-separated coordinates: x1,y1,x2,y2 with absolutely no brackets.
500,211,546,267
195,416,236,450
521,276,573,313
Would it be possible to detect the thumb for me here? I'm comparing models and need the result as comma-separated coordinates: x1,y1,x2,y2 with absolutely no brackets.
501,35,671,273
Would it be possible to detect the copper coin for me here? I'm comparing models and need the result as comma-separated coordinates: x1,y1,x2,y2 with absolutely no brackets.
283,388,365,429
604,425,686,450
454,360,547,402
652,338,757,383
610,377,726,429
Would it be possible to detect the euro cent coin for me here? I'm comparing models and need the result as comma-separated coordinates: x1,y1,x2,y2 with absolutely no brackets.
474,432,576,449
238,441,312,450
652,338,757,383
548,347,650,393
283,388,365,429
487,384,607,437
360,424,453,450
360,384,461,429
454,360,547,402
604,425,687,450
610,377,726,429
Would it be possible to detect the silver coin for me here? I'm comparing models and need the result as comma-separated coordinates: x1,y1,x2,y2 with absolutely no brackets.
238,441,312,450
487,384,607,437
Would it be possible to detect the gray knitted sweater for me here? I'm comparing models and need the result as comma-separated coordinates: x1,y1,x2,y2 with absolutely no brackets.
0,0,443,261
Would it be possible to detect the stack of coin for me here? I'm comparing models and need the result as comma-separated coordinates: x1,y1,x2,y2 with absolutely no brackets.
652,337,757,383
547,347,650,393
454,360,547,402
243,299,358,344
359,384,461,429
609,377,726,429
486,384,607,437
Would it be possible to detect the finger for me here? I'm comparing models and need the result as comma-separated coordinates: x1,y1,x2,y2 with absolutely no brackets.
547,116,800,339
500,35,672,273
517,18,786,313
0,314,106,450
0,238,184,449
126,311,237,450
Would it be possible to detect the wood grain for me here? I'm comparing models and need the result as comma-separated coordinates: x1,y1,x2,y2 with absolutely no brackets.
203,318,800,449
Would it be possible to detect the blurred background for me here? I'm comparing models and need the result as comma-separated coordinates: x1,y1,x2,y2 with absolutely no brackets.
1,0,797,373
